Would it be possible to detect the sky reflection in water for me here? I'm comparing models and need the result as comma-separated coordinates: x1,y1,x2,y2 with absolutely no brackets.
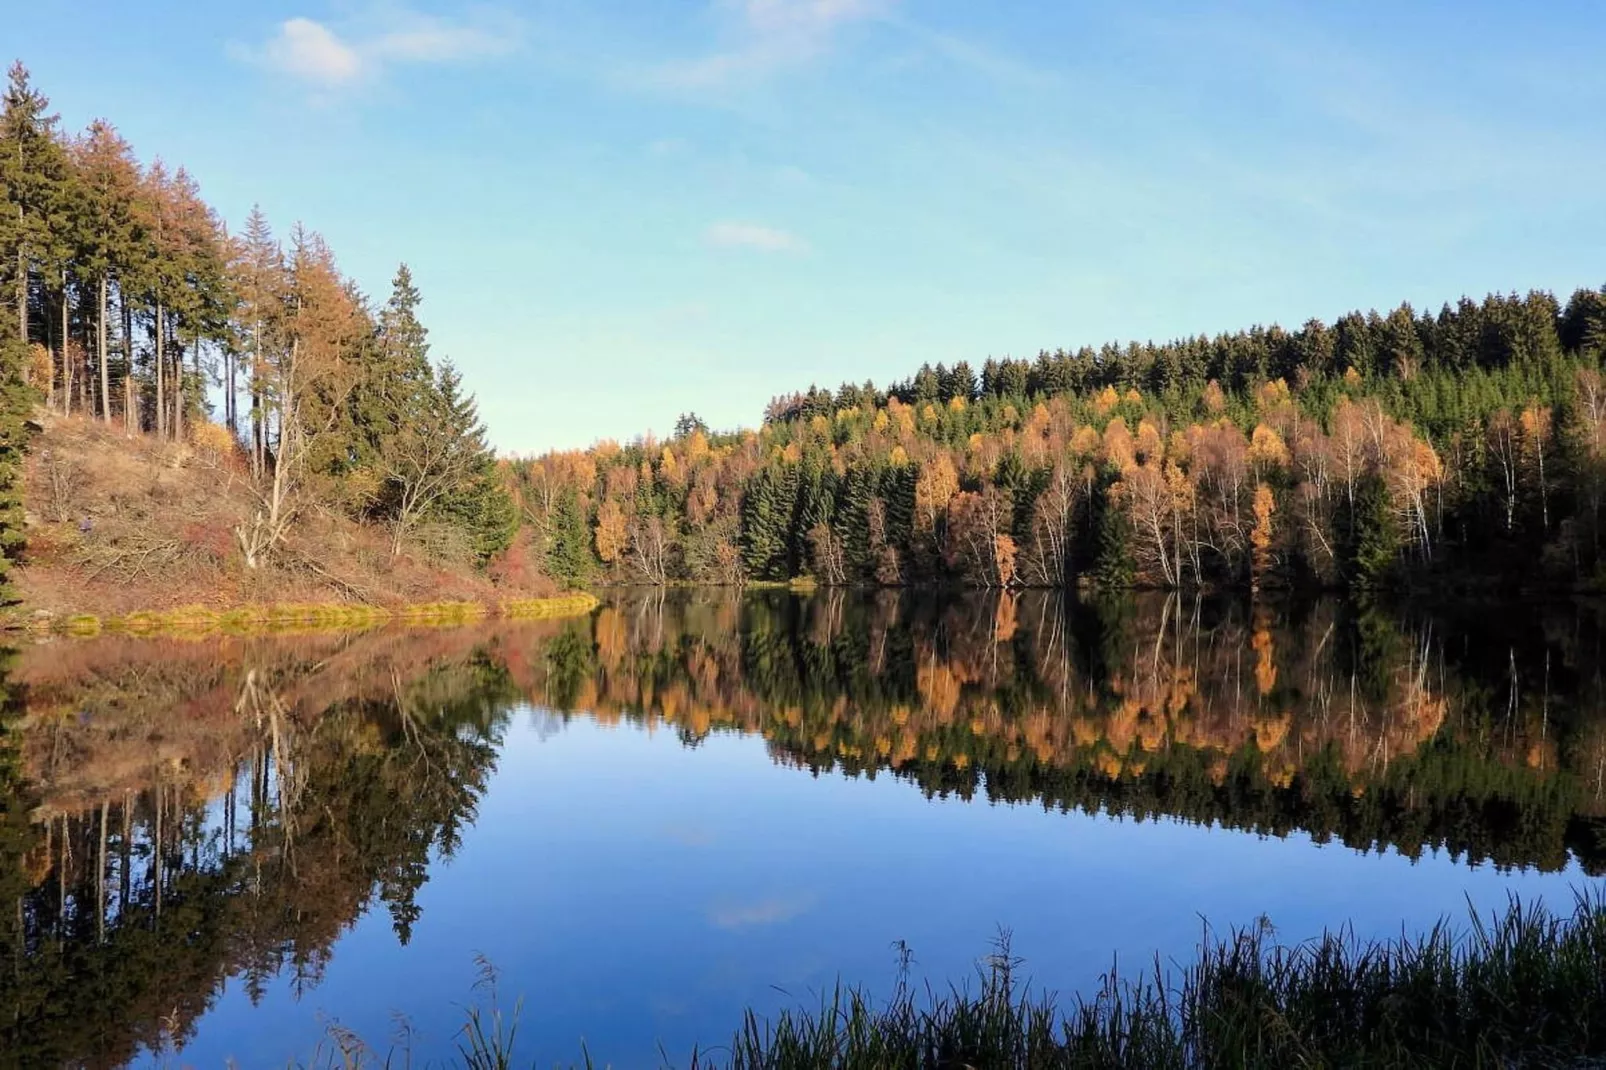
2,591,1600,1068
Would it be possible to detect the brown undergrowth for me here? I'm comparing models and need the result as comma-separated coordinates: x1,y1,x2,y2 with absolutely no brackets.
12,413,565,622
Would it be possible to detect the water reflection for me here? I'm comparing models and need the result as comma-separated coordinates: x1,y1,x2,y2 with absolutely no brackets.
0,593,1604,1066
0,628,519,1068
579,591,1606,873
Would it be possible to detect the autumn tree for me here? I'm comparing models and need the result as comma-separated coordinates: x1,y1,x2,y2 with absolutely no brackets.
235,228,363,567
595,498,628,566
1023,459,1081,586
1250,483,1275,589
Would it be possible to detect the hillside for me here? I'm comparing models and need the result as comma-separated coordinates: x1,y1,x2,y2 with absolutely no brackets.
14,414,552,619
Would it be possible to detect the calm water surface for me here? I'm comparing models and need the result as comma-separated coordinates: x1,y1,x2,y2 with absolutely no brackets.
5,591,1606,1068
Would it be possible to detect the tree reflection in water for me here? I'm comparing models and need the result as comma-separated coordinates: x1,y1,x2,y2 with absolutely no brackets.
1,591,1604,1067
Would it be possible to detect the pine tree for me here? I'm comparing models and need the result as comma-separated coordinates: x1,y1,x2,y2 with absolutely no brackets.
546,488,594,586
0,336,30,603
742,464,795,580
1093,478,1134,588
70,121,141,424
396,359,514,559
349,263,431,477
1344,472,1399,589
0,62,72,390
231,207,285,470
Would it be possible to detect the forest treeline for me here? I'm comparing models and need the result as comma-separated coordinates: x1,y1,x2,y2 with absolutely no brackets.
8,58,1606,597
518,281,1606,591
0,62,515,605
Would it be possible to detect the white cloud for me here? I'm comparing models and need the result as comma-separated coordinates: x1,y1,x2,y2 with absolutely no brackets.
706,221,807,252
648,0,888,88
240,8,520,89
740,0,880,39
259,17,365,87
708,893,815,930
369,11,518,63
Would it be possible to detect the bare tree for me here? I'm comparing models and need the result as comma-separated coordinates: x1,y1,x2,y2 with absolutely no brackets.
627,515,673,585
236,228,361,568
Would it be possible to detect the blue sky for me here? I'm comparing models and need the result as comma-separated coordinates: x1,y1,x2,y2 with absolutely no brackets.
11,1,1606,454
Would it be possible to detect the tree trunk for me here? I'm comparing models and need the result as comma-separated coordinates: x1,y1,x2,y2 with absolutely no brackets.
122,292,134,432
172,337,184,443
60,273,71,418
251,318,263,478
154,301,165,440
97,801,108,945
15,222,27,355
98,275,111,424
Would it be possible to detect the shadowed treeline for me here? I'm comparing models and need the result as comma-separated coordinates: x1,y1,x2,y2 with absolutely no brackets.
1,595,1605,1066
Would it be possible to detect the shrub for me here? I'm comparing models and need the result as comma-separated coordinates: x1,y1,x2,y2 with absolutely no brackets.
188,420,237,467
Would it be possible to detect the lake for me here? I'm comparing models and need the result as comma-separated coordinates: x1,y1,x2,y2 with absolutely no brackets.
4,590,1605,1068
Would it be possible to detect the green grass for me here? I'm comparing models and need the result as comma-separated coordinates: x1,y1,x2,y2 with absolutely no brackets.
285,892,1606,1069
25,593,600,638
499,592,601,619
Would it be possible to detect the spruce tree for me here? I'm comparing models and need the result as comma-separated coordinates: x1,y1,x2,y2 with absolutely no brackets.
427,360,516,561
0,62,71,380
70,121,141,424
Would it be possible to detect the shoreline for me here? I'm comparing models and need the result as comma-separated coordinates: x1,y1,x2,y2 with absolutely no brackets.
7,591,600,638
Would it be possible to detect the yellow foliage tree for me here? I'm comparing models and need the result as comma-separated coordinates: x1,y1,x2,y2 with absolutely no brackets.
1250,482,1275,587
1248,424,1289,473
1102,416,1136,472
189,420,235,465
914,454,960,530
595,499,628,563
993,533,1018,588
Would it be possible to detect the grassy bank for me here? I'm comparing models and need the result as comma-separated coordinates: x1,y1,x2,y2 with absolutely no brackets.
285,893,1606,1069
18,592,600,638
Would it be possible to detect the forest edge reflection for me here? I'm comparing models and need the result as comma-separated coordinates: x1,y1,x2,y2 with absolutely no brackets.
2,589,1606,1067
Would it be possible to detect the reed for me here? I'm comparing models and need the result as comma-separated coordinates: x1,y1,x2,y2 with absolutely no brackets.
291,891,1606,1069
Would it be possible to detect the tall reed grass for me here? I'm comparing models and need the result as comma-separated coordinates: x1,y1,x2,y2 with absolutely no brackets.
286,891,1606,1069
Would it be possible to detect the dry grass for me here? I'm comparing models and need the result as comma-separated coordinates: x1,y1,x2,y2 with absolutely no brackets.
18,594,598,639
12,414,567,623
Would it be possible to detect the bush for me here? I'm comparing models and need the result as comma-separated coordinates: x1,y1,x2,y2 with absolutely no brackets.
188,420,236,466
